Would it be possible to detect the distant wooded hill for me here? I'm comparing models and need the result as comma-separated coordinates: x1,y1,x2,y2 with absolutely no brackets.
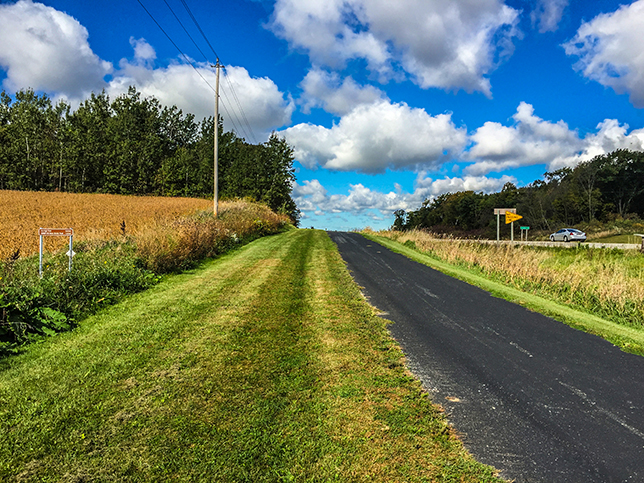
394,149,644,235
0,87,299,223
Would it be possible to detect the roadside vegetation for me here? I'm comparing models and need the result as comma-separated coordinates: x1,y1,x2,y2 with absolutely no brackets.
0,230,502,482
0,195,289,355
392,149,644,241
366,229,644,355
590,232,643,244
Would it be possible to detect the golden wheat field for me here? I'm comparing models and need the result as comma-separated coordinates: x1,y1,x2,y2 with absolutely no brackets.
0,190,213,259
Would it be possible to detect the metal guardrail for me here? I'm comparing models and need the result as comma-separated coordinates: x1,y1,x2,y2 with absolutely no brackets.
473,240,642,250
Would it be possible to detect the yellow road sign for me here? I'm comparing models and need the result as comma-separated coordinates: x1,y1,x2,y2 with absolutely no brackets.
505,212,523,224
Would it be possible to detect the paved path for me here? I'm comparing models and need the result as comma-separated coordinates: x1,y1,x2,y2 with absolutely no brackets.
328,231,644,483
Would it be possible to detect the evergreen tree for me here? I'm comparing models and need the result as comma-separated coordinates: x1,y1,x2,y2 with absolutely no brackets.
0,87,299,222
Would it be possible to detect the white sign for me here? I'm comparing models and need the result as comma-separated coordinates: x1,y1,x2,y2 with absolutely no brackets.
39,227,74,277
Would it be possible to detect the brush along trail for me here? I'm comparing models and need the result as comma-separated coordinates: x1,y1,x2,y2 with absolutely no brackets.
0,229,501,482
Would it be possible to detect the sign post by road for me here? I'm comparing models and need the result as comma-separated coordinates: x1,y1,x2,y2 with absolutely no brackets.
520,226,530,241
635,234,644,251
39,228,74,277
494,208,517,241
505,212,523,242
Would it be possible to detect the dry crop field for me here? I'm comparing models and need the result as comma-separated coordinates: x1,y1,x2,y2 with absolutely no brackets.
0,190,212,259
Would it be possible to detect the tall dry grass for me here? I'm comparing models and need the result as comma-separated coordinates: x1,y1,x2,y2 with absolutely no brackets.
136,200,290,272
1,193,290,351
0,190,212,259
371,229,644,326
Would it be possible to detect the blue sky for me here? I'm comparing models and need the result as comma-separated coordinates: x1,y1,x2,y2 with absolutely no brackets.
1,0,644,230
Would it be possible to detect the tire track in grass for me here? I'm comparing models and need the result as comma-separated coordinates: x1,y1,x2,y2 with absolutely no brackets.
0,230,503,482
201,229,328,481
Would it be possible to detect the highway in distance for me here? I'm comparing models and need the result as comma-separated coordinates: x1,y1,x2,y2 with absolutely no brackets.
328,231,644,483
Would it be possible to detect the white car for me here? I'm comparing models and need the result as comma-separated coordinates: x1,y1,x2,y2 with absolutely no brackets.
549,228,586,242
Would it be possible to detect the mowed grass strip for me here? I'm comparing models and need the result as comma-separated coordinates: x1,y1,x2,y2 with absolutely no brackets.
0,230,502,482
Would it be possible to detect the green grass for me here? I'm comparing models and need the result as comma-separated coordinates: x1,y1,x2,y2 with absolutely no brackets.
363,233,644,356
0,230,502,482
590,234,642,244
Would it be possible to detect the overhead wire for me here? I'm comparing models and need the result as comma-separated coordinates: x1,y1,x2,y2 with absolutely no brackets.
161,0,251,140
134,0,216,95
178,0,220,64
135,0,247,138
223,67,257,144
177,0,258,143
161,0,209,63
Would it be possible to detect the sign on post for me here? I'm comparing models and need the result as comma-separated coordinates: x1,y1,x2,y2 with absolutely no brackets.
494,208,516,241
39,228,74,277
505,212,523,224
39,228,73,237
520,226,530,241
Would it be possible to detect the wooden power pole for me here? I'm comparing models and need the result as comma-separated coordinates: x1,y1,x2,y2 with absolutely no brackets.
213,60,221,217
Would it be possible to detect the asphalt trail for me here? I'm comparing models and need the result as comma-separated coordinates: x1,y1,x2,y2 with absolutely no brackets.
328,231,644,483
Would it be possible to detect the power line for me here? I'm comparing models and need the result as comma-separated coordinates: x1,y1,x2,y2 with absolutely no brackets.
162,0,210,63
134,0,216,95
177,0,257,143
223,67,257,143
217,76,244,137
135,0,238,133
178,0,220,62
135,0,257,142
160,0,251,140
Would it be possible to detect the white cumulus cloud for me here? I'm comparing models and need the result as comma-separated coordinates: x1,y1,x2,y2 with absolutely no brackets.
293,173,516,218
466,102,644,174
108,45,294,138
414,172,517,197
467,102,582,174
0,0,112,97
548,119,644,170
531,0,569,33
563,0,644,108
130,37,156,63
299,68,387,116
269,0,520,95
282,100,467,173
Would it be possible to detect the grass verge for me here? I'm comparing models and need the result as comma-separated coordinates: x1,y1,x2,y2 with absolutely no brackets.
362,232,644,356
0,229,502,482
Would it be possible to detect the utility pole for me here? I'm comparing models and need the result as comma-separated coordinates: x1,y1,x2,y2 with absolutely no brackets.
213,60,221,216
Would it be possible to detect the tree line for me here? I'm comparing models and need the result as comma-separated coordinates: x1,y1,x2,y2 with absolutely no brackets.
394,149,644,235
0,87,299,223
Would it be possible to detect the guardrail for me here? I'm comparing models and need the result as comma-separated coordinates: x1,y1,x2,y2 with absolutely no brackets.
474,240,642,250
